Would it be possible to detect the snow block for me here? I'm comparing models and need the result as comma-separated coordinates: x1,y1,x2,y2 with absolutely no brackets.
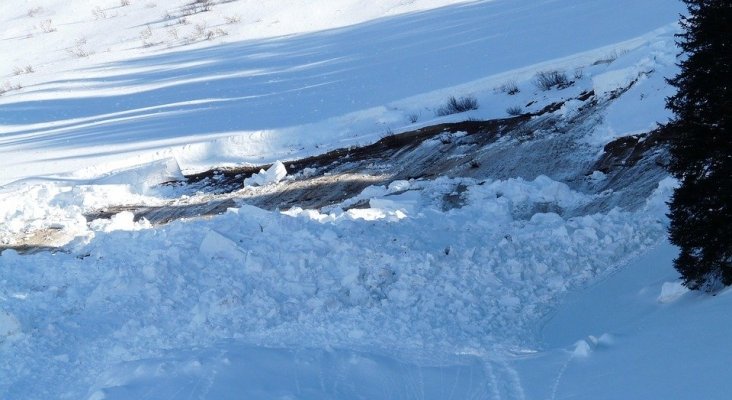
573,339,592,357
657,281,689,303
95,158,184,194
199,230,247,263
244,161,287,187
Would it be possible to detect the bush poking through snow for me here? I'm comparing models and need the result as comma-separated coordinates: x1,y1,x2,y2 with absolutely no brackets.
573,67,584,80
91,6,108,20
194,22,207,37
436,95,479,116
39,19,56,33
500,80,520,95
12,65,34,76
593,50,619,66
224,15,242,24
27,7,44,17
0,82,23,96
506,105,523,116
184,0,213,15
68,38,93,58
534,70,571,91
140,25,153,40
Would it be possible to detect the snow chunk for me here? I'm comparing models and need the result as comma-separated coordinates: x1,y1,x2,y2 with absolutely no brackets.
90,211,151,232
658,281,689,303
573,339,592,357
387,180,410,193
199,230,247,262
244,161,287,187
589,170,607,181
95,158,184,195
346,208,407,221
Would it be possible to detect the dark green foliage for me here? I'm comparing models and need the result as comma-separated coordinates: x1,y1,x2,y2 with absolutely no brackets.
663,0,732,290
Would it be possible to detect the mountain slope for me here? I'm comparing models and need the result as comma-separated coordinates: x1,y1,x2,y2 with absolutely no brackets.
3,1,728,400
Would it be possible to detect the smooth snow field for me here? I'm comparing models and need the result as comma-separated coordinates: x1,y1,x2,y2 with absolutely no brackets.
2,0,731,399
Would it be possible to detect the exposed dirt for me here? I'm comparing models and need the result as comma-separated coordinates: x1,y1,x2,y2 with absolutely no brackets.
87,116,530,224
90,89,668,224
0,227,72,254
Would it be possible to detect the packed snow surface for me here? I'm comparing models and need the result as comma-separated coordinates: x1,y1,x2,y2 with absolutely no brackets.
3,0,729,399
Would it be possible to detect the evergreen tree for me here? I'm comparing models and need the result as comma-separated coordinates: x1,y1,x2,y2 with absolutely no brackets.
664,0,732,290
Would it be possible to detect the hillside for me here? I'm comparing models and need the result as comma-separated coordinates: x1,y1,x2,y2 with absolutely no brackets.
2,1,731,399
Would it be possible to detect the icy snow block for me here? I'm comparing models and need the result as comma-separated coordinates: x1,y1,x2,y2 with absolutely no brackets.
573,339,592,357
657,281,689,303
243,161,287,187
199,230,246,262
387,180,410,193
95,158,184,194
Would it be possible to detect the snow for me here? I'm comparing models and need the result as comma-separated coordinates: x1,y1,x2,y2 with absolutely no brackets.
2,0,727,399
537,243,732,399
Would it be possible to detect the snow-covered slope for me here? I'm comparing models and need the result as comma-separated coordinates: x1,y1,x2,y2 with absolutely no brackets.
1,0,679,185
3,0,728,399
